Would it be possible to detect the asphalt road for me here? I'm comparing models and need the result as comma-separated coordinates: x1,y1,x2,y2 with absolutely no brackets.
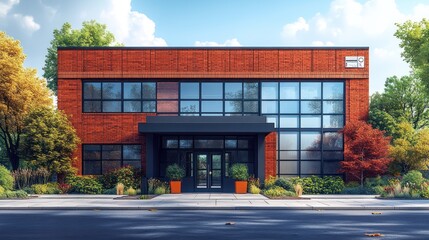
0,210,427,240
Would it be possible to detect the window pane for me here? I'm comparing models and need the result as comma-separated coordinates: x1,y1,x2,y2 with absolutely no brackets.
237,151,249,162
83,161,101,175
280,132,298,150
157,101,178,112
124,101,141,112
279,151,298,160
225,83,243,99
301,101,321,114
83,101,101,112
243,101,258,112
323,132,343,150
142,82,156,99
238,139,249,148
280,101,299,114
143,101,156,112
225,139,237,148
280,115,299,128
83,82,101,99
123,161,141,170
323,82,344,99
157,82,178,99
202,83,222,99
323,151,344,160
261,82,278,99
102,101,121,112
163,137,178,148
180,82,199,99
179,139,193,148
83,145,101,160
195,138,223,148
280,82,299,99
323,101,343,114
323,161,341,174
102,82,121,99
201,101,222,112
265,115,278,128
301,151,321,160
123,145,141,159
244,82,259,99
261,101,277,113
225,101,242,112
323,115,344,128
301,161,321,175
102,145,121,160
301,82,321,99
180,101,199,113
301,115,321,128
124,82,141,99
102,161,121,174
301,132,321,150
279,161,298,174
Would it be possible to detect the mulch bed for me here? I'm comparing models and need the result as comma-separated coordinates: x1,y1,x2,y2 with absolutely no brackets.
114,195,157,200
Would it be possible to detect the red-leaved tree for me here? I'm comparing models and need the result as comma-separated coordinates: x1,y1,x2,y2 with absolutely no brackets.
339,121,391,186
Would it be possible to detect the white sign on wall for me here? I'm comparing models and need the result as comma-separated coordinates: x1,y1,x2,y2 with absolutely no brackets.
345,56,365,68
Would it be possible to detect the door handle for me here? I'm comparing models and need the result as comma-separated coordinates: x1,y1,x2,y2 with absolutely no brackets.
209,171,212,175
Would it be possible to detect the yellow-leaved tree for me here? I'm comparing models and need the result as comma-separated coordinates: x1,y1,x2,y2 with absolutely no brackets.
0,31,52,170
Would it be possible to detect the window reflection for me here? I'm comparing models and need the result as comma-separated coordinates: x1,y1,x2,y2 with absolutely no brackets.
323,82,344,99
225,83,243,99
280,82,299,99
301,82,321,99
180,82,199,99
202,83,223,99
261,82,278,99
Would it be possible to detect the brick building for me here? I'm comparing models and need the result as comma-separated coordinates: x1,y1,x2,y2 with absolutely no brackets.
57,47,369,192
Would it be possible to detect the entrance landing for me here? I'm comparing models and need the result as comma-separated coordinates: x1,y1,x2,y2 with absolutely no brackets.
153,193,268,200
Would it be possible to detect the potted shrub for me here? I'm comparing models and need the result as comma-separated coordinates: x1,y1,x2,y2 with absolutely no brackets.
166,164,185,194
229,164,249,194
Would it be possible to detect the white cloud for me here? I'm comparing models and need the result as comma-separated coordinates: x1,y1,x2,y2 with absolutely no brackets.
100,0,166,46
279,0,429,94
194,38,241,47
13,14,40,32
0,0,19,17
281,17,309,37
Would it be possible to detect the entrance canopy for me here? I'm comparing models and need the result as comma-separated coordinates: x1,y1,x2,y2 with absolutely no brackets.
138,116,275,135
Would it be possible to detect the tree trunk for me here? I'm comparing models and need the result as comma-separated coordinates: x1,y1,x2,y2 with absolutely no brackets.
7,148,20,171
360,170,364,187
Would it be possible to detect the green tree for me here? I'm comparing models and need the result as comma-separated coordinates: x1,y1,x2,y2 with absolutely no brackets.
369,75,429,132
22,107,79,180
43,20,117,94
0,32,52,170
395,19,429,91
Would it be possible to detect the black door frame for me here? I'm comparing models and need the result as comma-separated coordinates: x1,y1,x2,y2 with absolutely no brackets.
194,151,223,192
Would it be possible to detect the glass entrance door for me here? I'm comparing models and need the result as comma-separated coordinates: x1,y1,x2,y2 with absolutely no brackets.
195,153,222,190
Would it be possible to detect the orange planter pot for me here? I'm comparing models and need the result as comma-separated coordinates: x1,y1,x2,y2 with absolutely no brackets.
235,181,248,194
170,181,182,194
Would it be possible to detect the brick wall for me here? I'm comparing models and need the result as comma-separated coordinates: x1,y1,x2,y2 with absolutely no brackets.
264,132,277,179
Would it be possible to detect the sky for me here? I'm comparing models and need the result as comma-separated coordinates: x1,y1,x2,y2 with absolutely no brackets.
1,0,429,94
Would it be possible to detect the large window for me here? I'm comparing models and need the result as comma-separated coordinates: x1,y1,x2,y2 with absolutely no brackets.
82,144,141,175
83,81,156,113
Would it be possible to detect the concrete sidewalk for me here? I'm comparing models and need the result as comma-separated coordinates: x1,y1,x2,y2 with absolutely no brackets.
1,193,429,210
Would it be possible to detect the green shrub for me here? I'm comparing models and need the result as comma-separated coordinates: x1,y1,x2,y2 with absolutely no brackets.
365,176,390,188
341,186,376,194
289,176,344,194
345,181,360,188
103,188,117,195
147,178,169,194
66,176,103,194
31,183,61,194
0,190,27,199
249,185,261,194
248,176,260,188
263,186,287,197
372,186,385,195
22,187,34,194
274,178,294,191
99,166,140,190
12,168,50,189
166,164,185,181
402,170,425,189
154,186,166,195
14,190,28,198
421,189,429,199
0,185,4,195
126,187,137,196
0,165,14,190
282,190,296,197
264,176,276,189
229,164,249,181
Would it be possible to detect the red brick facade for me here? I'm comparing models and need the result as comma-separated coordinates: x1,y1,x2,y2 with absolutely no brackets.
58,47,369,177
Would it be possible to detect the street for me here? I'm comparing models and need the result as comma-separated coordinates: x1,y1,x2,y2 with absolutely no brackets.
0,210,427,239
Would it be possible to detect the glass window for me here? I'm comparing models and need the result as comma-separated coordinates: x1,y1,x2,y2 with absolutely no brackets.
301,82,321,99
180,82,199,99
301,101,321,114
124,82,141,99
83,145,101,160
225,101,242,112
180,101,199,113
194,138,223,148
102,101,121,112
157,82,178,99
225,139,237,148
301,151,321,160
143,101,156,112
323,132,343,150
102,145,121,160
301,161,321,175
238,139,249,148
163,137,178,148
323,115,344,128
83,161,101,175
102,82,121,99
279,132,298,150
244,82,259,99
301,115,321,128
123,145,141,159
280,82,299,99
202,83,223,99
261,82,278,99
280,101,299,114
157,101,178,112
323,161,341,174
279,151,298,160
323,101,343,114
83,101,101,112
279,115,299,128
323,151,344,160
123,161,141,170
265,115,278,128
102,161,121,174
225,83,243,99
243,101,258,112
201,101,222,112
301,132,321,150
261,101,278,114
142,82,156,99
124,101,141,112
83,82,101,99
279,161,298,174
179,138,193,148
323,82,344,99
